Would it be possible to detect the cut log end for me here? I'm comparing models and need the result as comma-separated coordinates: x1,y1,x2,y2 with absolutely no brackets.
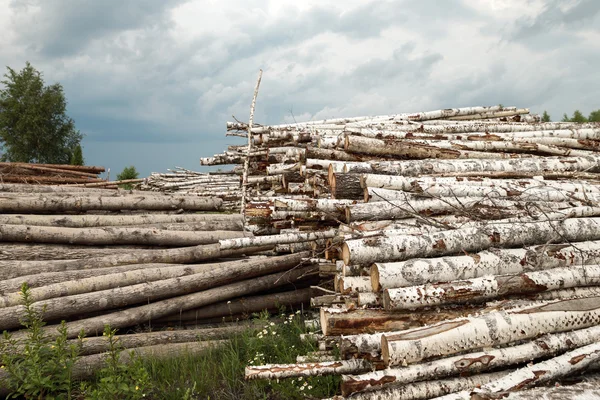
363,187,370,203
320,308,329,336
370,264,380,291
342,243,351,265
345,207,352,224
381,335,391,367
382,289,392,310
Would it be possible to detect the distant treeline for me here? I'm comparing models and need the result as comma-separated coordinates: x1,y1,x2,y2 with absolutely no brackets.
542,109,600,123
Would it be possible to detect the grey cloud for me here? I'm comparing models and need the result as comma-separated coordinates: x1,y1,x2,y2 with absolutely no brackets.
9,0,185,57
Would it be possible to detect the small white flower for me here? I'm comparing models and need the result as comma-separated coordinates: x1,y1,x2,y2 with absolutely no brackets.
300,386,305,391
296,310,301,314
227,301,231,304
270,322,275,326
308,385,313,390
298,377,303,381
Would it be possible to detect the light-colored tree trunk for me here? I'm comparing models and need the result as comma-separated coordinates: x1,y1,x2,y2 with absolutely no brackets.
0,252,308,308
156,288,311,322
0,224,248,246
0,243,152,261
245,359,372,380
0,253,310,330
384,264,600,310
0,194,223,212
444,342,600,399
381,296,600,367
0,243,271,280
341,323,600,396
219,229,337,250
371,240,600,290
342,217,600,266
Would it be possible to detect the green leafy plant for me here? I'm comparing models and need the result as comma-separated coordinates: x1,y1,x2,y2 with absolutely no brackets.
84,325,151,400
116,165,140,189
0,282,82,399
0,62,83,163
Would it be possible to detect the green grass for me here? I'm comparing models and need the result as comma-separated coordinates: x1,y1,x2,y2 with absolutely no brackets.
140,311,340,399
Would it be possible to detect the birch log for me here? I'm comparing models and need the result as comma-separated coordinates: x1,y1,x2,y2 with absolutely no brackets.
245,359,372,380
0,243,151,261
330,173,364,200
0,194,223,212
0,224,247,246
486,379,600,400
8,264,318,339
156,288,311,322
320,307,477,336
0,243,272,280
338,371,509,400
371,240,600,290
0,253,311,330
0,253,308,308
383,264,600,310
381,296,600,366
342,217,600,266
0,213,245,229
442,341,600,399
219,229,337,250
341,323,600,396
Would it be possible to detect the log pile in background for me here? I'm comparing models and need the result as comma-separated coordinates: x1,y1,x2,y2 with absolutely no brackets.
0,184,323,390
198,105,600,398
0,162,106,185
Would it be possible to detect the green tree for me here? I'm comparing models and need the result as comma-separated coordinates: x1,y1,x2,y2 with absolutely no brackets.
0,62,82,163
561,113,570,122
117,165,139,189
70,143,84,165
541,110,551,122
570,110,588,123
589,109,600,122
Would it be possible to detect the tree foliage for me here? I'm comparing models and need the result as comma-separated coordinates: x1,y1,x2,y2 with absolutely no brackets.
589,110,600,122
70,143,84,166
117,165,140,189
0,62,82,163
541,110,551,122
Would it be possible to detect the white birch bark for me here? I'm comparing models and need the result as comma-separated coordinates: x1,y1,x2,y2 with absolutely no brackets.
533,286,600,301
441,342,600,399
360,155,600,177
343,217,600,266
383,264,600,310
341,324,600,396
406,106,503,121
219,229,337,250
245,359,371,380
372,240,600,290
446,108,529,120
339,276,372,295
487,379,600,400
381,296,600,366
337,371,509,400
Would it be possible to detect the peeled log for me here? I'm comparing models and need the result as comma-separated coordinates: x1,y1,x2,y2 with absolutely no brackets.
0,213,244,229
0,253,310,330
320,307,477,336
219,229,337,250
383,264,600,310
75,326,245,356
381,296,600,367
344,135,519,159
156,288,311,322
342,217,600,266
0,243,151,261
245,359,372,380
341,323,600,396
0,254,309,307
0,224,247,247
488,379,600,400
0,243,270,280
371,241,600,291
0,194,222,213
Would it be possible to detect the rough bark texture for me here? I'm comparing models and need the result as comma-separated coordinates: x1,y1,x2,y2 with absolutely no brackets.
341,324,600,396
381,296,600,367
0,194,223,212
0,224,248,246
0,253,310,330
245,359,372,380
331,173,364,200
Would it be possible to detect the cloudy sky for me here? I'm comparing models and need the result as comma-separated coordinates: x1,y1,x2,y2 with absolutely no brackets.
1,0,599,177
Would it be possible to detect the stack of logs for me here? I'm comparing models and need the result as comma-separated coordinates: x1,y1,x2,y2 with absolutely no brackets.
0,184,326,394
0,162,106,185
197,105,600,398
